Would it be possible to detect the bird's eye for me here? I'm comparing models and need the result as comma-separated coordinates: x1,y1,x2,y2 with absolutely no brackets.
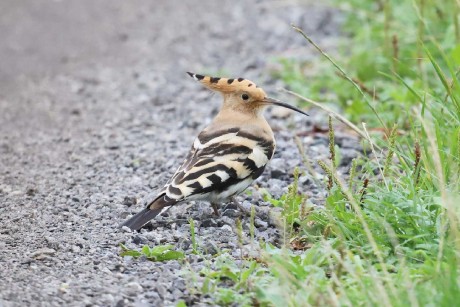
241,93,249,100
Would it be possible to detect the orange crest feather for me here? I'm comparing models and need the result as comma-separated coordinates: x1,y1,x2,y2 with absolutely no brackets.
187,72,266,100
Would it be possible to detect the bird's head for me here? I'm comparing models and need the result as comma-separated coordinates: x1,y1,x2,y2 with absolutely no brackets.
187,72,308,117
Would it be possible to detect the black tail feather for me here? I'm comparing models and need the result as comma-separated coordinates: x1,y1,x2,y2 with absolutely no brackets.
120,193,177,230
120,207,164,231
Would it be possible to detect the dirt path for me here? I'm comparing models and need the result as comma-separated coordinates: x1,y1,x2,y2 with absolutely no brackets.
0,1,354,305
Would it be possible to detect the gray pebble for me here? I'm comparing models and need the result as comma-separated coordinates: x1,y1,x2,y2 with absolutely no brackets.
122,196,137,207
173,289,186,299
172,278,186,291
156,285,167,299
200,218,218,228
132,235,147,245
202,241,219,255
30,248,56,259
254,218,268,230
222,209,240,218
221,224,233,232
101,294,115,304
125,282,143,296
239,201,253,213
270,169,286,179
220,216,236,228
144,291,161,300
71,245,81,253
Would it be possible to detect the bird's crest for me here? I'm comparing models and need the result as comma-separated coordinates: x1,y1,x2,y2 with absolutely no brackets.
187,72,266,100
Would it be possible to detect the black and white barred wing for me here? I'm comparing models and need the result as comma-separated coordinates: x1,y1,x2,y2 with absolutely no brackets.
163,127,275,202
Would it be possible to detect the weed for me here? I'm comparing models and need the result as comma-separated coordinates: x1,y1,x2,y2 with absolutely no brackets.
189,218,199,255
264,168,306,238
120,244,184,262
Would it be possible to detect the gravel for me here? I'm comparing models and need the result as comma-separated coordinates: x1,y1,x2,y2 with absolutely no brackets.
0,0,359,305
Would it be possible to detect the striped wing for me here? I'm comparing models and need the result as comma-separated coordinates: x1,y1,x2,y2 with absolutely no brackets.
161,127,275,202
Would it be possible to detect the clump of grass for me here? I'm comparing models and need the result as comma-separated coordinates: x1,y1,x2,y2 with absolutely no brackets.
196,253,264,306
264,168,306,239
262,0,459,304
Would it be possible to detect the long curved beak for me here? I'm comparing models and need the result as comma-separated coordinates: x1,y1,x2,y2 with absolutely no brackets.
263,97,309,116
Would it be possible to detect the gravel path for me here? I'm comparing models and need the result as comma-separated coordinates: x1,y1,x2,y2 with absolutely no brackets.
0,1,358,306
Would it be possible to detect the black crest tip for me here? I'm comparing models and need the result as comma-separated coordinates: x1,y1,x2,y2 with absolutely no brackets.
186,72,204,81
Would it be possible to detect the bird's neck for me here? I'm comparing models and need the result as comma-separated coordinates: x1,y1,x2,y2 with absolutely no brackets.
209,107,274,140
213,104,263,124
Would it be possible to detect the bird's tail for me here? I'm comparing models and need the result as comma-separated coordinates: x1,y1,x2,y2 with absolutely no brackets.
120,194,175,230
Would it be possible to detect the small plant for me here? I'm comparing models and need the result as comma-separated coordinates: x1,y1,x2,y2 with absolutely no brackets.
264,168,306,237
189,218,199,255
250,205,256,246
120,244,184,262
198,254,263,306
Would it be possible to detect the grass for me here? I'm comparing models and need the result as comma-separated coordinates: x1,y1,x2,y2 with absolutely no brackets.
264,1,460,304
120,243,184,262
122,1,460,305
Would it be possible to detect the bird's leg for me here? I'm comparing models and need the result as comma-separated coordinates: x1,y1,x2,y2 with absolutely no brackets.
211,203,220,217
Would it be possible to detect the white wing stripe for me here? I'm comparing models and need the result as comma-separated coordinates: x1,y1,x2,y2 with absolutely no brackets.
248,146,269,168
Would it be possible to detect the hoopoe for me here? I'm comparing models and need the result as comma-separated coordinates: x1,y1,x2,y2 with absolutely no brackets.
121,72,308,230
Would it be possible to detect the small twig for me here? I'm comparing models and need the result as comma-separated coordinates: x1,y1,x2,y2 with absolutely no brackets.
359,178,370,205
383,124,398,177
412,141,421,186
329,115,337,169
348,158,358,191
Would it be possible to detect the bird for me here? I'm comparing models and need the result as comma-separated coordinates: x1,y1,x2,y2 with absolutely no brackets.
121,72,308,230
